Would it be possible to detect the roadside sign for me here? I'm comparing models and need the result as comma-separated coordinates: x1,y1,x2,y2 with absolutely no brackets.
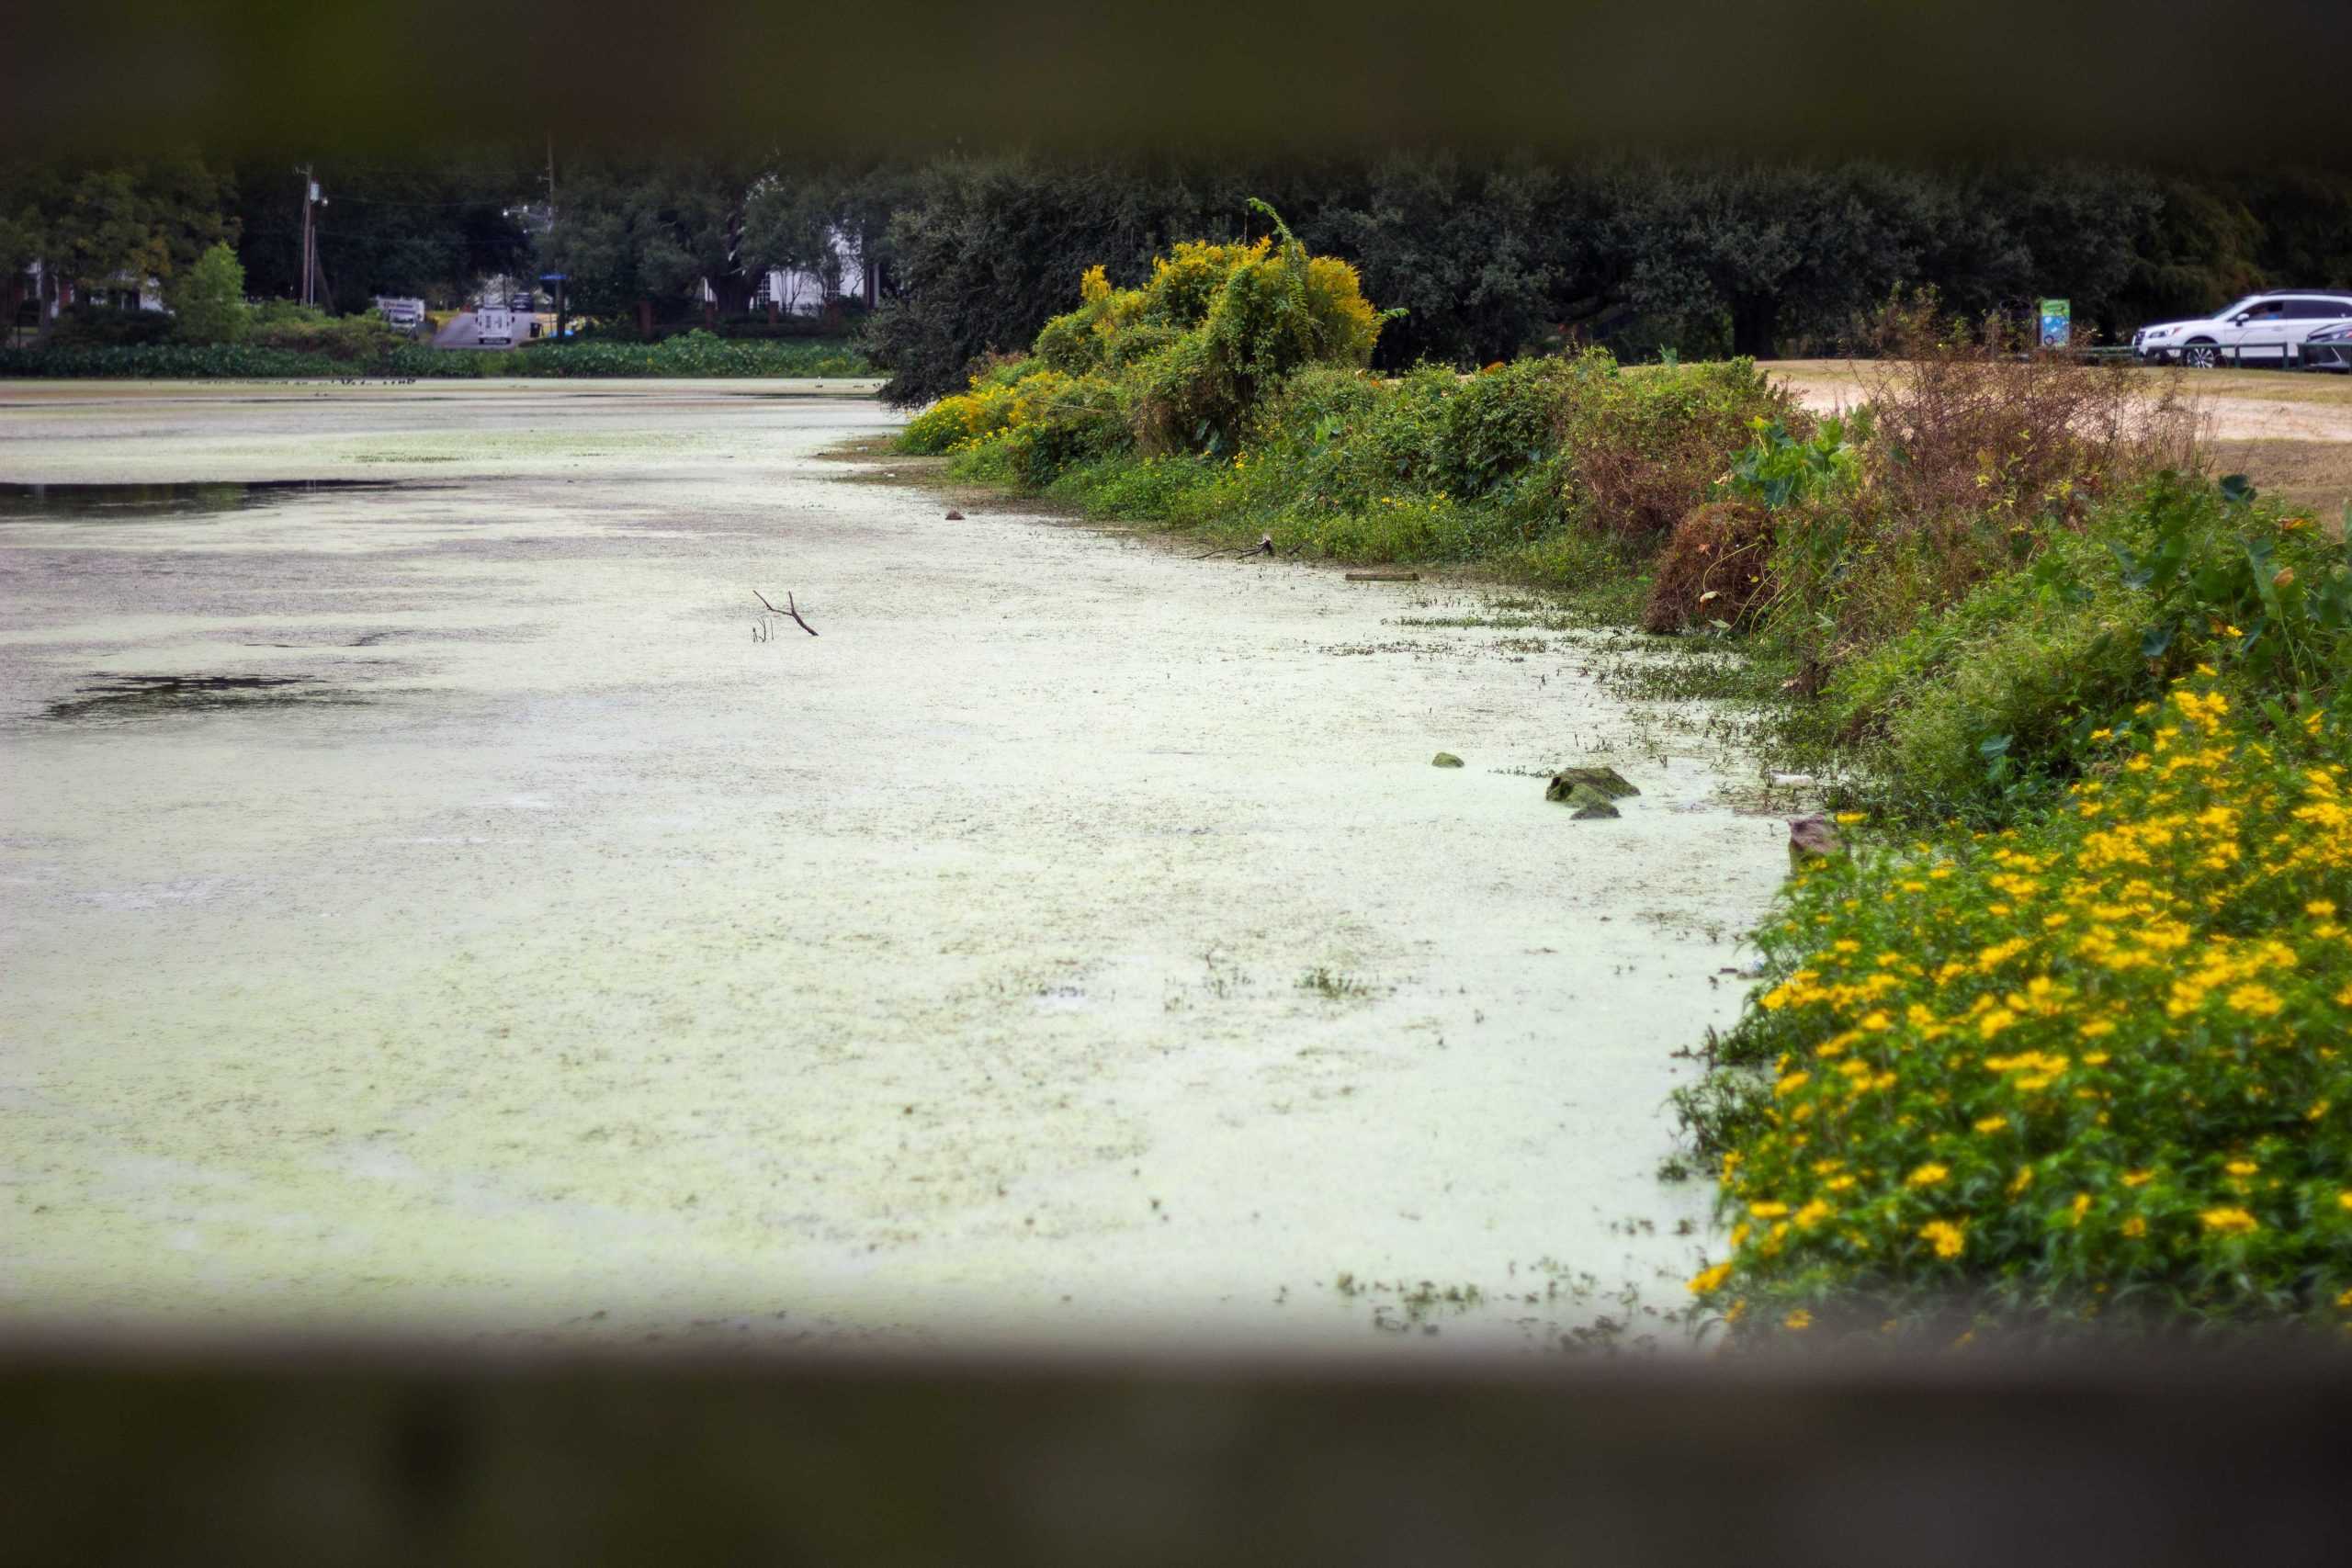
2039,299,2071,349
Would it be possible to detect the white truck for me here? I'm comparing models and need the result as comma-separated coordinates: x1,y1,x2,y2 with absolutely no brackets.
472,303,514,347
371,297,425,332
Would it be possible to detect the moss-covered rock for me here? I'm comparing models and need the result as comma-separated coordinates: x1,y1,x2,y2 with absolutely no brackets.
1555,782,1622,818
1431,751,1464,768
1545,766,1639,801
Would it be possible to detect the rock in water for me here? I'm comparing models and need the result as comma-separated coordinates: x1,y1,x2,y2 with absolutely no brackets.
1788,814,1843,870
1565,783,1621,818
944,510,965,520
1546,766,1639,802
1431,751,1464,768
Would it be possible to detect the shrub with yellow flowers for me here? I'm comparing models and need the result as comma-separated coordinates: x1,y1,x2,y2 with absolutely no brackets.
1681,674,2352,1341
898,201,1396,466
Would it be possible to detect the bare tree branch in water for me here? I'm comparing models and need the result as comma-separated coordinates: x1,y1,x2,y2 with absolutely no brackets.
753,590,819,637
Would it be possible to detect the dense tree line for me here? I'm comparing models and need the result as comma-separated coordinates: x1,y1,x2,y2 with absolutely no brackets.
222,149,537,308
2,152,238,329
11,149,2350,382
867,154,2352,402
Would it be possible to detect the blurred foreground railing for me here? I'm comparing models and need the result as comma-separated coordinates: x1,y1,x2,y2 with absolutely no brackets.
4,1343,2349,1566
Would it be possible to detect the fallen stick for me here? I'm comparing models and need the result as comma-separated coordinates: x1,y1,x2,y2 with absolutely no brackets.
1193,534,1276,560
1344,571,1420,582
752,589,820,636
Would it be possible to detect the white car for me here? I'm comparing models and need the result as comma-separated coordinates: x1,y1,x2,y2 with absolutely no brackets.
2133,292,2352,368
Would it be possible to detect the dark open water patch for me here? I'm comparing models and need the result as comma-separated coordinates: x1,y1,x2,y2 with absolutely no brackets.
40,674,367,724
0,480,401,520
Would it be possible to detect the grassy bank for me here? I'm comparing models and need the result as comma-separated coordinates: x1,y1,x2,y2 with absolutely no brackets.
1684,680,2352,1343
0,331,872,379
888,219,2352,1343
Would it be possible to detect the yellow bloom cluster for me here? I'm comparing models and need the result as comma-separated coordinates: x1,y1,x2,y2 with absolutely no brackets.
1687,680,2352,1338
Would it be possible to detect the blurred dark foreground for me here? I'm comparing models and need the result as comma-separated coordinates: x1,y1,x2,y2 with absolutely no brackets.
5,1343,2348,1566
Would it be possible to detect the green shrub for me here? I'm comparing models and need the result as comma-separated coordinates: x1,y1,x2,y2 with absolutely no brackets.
247,304,400,361
0,332,873,380
170,247,248,345
899,203,1396,467
1723,414,1866,510
1127,210,1392,455
1043,454,1225,522
0,343,352,378
51,305,178,349
1755,312,2204,685
1682,677,2352,1344
1236,364,1453,515
1434,358,1575,500
1555,355,1797,539
1813,477,2352,824
987,373,1130,486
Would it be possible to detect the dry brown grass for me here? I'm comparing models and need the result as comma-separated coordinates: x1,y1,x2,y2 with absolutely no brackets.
2205,438,2352,527
1756,306,2212,686
1850,308,2205,532
1557,363,1801,541
1642,501,1773,634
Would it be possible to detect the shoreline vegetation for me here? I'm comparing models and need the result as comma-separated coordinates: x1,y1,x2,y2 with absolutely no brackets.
889,211,2352,1346
0,331,873,380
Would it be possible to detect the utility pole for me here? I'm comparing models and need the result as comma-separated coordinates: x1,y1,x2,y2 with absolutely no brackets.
296,164,322,308
545,135,567,342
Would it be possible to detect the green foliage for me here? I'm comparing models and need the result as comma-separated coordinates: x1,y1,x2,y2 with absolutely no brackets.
1551,355,1798,538
220,148,532,306
866,156,1268,406
537,152,770,325
1434,359,1576,499
1723,415,1866,510
1103,209,1395,456
47,304,177,348
1681,681,2352,1343
243,302,400,360
2114,475,2352,702
899,206,1392,466
866,153,2352,403
1812,478,2352,824
170,243,248,344
0,332,871,379
2,152,238,306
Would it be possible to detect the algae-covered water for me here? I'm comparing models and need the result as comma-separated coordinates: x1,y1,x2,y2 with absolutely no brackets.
0,379,1785,1352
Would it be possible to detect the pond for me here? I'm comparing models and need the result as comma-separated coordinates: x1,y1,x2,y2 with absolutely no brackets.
0,380,1784,1353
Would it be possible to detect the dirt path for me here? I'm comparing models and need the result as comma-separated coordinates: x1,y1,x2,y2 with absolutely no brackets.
0,380,1785,1354
1768,359,2352,518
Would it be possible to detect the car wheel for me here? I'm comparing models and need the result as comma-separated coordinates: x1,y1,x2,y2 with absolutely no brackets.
2181,342,2221,369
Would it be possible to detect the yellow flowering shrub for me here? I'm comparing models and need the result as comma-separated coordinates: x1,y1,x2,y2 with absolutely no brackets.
899,378,1024,455
1683,677,2352,1340
900,203,1393,465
